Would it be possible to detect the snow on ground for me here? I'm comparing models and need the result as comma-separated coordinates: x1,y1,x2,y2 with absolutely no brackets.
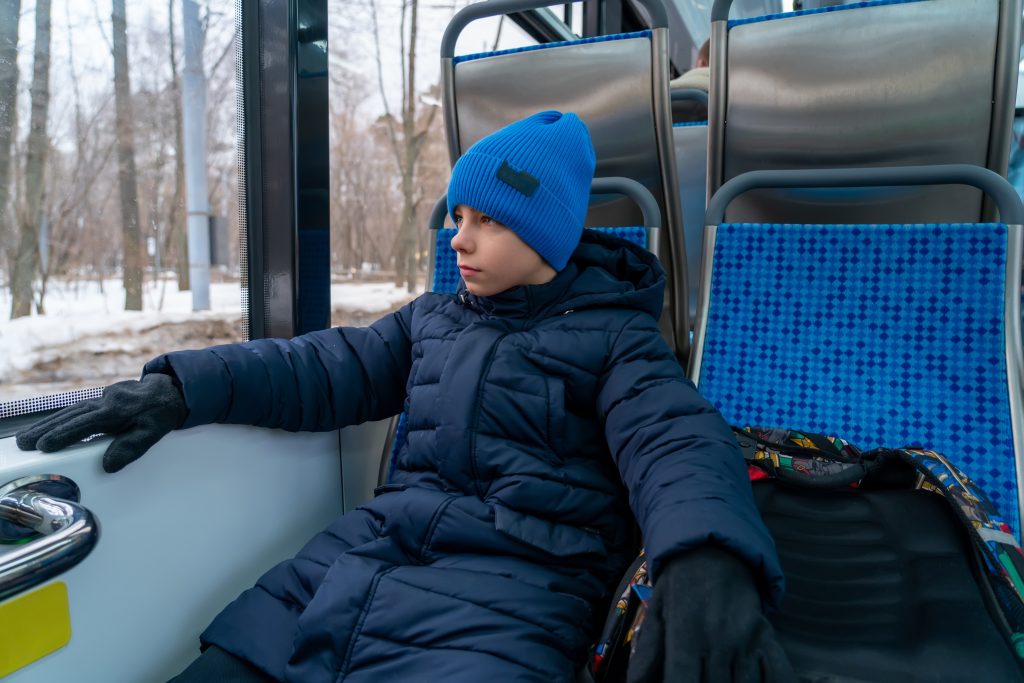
0,277,420,395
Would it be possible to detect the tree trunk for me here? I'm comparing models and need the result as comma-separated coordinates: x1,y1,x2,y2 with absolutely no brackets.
0,0,20,276
168,0,189,290
395,0,419,293
10,0,50,319
112,0,143,311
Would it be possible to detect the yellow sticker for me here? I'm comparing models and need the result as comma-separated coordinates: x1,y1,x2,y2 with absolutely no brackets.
0,582,72,677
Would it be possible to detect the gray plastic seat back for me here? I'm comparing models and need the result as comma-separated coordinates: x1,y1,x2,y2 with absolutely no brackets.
707,0,1021,223
441,0,689,358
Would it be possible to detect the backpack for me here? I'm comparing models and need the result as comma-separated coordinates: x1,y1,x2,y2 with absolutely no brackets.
587,426,1024,682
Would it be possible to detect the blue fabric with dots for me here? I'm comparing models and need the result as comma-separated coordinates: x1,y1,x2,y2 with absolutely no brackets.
698,222,1018,537
386,226,650,478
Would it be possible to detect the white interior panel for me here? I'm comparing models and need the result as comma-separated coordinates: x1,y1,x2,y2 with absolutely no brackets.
0,424,348,682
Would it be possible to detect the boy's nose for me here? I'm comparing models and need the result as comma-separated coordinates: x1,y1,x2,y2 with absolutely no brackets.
451,229,471,253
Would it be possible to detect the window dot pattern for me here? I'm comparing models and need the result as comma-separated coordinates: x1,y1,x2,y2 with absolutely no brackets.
698,222,1019,537
1,387,104,421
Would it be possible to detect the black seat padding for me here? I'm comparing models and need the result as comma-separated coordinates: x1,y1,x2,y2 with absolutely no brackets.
753,483,1024,682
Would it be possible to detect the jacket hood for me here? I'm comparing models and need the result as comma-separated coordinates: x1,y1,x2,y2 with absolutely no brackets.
458,229,665,321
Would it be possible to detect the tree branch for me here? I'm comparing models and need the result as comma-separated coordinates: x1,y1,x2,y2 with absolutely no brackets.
91,0,112,53
367,0,404,170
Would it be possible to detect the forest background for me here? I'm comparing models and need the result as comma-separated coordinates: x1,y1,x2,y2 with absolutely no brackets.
0,0,527,400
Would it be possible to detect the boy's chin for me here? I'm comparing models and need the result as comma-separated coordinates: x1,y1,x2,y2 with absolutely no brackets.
463,281,508,298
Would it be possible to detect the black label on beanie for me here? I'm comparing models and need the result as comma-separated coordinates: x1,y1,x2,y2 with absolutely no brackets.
496,161,539,197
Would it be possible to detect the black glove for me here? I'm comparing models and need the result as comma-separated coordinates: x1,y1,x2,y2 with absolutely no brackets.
16,372,188,473
627,546,795,683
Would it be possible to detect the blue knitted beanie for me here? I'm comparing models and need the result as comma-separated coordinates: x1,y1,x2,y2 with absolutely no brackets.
447,110,596,271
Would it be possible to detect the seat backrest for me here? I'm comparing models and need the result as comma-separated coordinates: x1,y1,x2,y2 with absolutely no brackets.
707,0,1021,223
670,87,708,124
690,165,1024,538
440,0,689,359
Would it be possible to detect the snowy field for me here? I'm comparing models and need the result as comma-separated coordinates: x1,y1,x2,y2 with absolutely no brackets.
0,277,420,402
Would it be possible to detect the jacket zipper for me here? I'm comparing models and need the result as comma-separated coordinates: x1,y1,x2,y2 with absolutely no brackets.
468,331,507,498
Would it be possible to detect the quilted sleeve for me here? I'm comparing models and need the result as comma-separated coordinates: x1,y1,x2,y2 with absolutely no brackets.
141,300,415,432
595,312,784,608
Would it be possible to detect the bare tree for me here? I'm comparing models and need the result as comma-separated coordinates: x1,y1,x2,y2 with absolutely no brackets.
327,7,373,274
0,0,20,279
370,0,439,293
111,0,143,311
202,9,238,273
168,0,188,289
37,4,117,313
10,0,51,318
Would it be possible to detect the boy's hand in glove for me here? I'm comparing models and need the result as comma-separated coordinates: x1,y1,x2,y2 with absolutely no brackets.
627,545,795,683
16,372,187,473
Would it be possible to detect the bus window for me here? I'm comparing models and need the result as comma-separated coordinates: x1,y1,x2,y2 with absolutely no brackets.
0,1,241,413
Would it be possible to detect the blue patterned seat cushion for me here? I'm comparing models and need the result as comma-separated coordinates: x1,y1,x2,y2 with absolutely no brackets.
387,226,649,479
698,222,1018,536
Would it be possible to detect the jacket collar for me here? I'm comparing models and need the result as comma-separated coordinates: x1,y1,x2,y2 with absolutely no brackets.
458,262,579,320
455,230,665,322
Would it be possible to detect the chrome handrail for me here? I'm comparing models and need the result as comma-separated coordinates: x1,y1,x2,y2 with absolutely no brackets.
0,475,99,602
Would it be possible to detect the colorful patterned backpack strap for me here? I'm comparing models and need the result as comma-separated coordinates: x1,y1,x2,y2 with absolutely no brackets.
732,426,869,488
590,551,650,681
898,446,1024,647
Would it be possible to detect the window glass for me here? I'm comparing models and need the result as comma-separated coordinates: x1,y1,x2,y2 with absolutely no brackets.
1010,117,1024,202
326,2,534,326
547,5,583,37
1011,51,1024,202
0,1,240,407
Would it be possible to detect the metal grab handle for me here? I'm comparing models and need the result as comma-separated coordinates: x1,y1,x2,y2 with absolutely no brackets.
0,475,99,602
710,0,740,22
430,177,662,230
705,164,1024,225
429,195,450,231
591,176,662,230
441,0,669,57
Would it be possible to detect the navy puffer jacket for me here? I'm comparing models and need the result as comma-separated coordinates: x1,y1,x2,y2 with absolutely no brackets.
144,230,783,683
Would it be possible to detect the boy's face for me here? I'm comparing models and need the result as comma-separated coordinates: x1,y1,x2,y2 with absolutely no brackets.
450,205,556,297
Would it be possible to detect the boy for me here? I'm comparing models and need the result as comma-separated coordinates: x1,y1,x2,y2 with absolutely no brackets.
17,111,792,683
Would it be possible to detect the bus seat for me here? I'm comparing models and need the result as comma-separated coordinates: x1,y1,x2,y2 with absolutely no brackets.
440,0,689,361
670,87,708,124
690,165,1024,680
380,178,661,485
673,120,708,325
707,0,1021,223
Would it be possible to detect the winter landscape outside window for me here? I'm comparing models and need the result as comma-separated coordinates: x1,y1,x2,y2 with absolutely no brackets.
0,0,241,408
0,0,546,411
